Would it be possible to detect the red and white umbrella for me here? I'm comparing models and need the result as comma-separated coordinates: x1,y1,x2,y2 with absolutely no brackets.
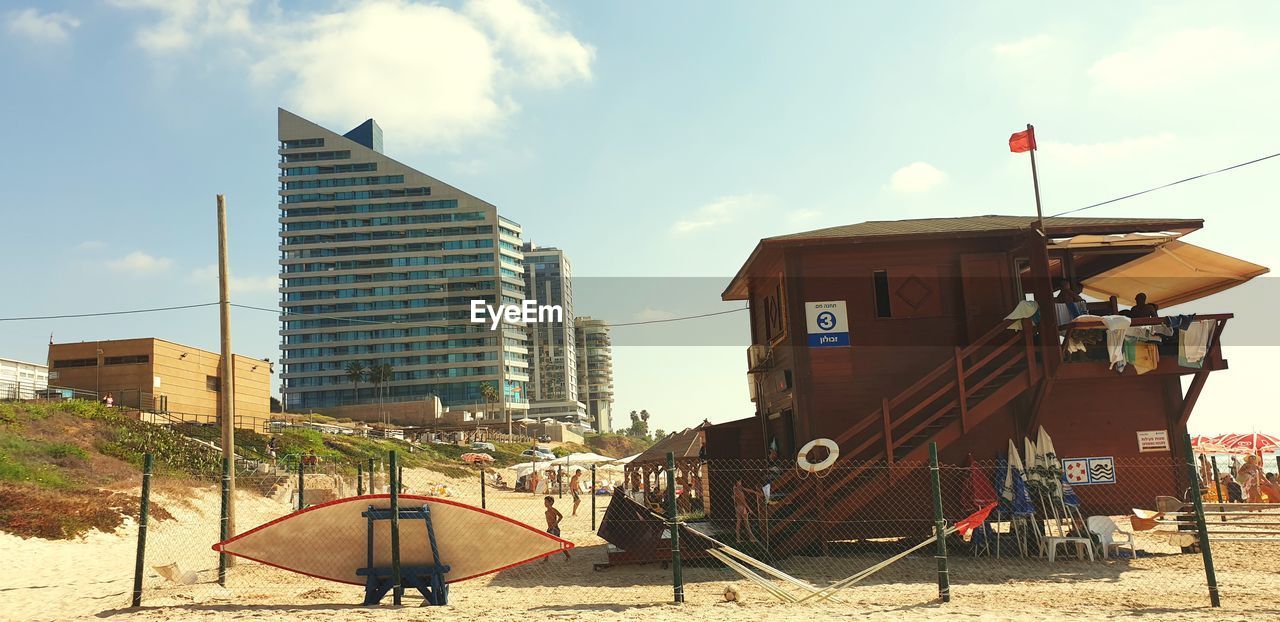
1215,433,1280,455
1190,434,1226,453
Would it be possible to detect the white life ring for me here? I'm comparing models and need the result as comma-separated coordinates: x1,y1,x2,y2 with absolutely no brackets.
796,438,839,473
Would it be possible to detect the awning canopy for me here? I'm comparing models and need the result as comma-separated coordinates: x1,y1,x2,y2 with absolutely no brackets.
1080,240,1269,307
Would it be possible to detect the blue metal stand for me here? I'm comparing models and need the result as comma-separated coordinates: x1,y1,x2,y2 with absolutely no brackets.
358,505,450,606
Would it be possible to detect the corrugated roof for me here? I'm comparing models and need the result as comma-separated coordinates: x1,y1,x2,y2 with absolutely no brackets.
723,214,1206,300
767,215,1202,242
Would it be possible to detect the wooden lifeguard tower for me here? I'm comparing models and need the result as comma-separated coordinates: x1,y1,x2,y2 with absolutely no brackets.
708,215,1266,556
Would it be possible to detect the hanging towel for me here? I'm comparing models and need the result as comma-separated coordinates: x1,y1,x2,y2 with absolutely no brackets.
1134,342,1159,375
1165,314,1198,331
1180,319,1214,366
1102,315,1132,371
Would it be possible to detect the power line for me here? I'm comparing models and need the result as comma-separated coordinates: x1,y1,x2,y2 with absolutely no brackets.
606,306,748,327
1049,151,1280,218
0,302,219,322
233,302,748,328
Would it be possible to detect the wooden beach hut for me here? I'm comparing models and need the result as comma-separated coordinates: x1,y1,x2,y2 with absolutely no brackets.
710,214,1265,555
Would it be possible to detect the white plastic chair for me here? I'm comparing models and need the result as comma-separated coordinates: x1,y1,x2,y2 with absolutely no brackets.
1086,515,1136,559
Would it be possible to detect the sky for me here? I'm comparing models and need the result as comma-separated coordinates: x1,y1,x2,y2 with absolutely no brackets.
1,0,1278,436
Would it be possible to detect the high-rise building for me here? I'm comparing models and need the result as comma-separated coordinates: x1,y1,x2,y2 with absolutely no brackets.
277,109,529,424
574,317,614,433
521,242,588,429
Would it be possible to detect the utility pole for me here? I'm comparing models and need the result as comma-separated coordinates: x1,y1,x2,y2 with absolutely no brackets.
216,194,237,551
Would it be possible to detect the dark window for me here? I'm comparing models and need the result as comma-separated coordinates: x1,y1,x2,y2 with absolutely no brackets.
104,355,148,365
206,375,221,392
52,358,97,368
282,138,324,149
873,270,892,318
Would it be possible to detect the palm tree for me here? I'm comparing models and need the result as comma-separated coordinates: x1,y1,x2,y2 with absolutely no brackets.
344,361,367,405
480,382,501,438
369,363,393,428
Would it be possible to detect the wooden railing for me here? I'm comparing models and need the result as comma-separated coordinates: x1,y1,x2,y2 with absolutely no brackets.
768,316,1042,547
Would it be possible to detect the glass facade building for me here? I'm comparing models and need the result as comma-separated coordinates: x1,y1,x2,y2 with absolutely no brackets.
278,109,529,418
522,243,590,429
574,317,615,433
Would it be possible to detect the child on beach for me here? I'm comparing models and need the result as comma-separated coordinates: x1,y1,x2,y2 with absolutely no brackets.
543,496,570,559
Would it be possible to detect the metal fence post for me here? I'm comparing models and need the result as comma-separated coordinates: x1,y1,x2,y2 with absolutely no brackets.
1210,457,1225,522
480,466,487,509
928,443,951,603
591,464,598,531
1183,434,1221,607
219,453,231,584
297,458,305,511
369,458,376,493
131,453,153,607
389,451,403,605
666,451,684,603
357,463,364,496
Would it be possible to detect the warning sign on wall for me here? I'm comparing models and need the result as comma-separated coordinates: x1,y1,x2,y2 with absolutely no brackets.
1136,430,1170,453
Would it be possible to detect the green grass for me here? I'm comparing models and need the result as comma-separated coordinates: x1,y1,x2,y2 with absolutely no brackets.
0,434,85,489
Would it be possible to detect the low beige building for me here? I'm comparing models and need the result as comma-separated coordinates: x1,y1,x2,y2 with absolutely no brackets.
47,338,272,430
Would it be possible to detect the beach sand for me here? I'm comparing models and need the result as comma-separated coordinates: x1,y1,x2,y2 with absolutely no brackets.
3,466,1278,621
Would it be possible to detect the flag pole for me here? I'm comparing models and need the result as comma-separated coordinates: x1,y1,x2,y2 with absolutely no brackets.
1026,123,1045,233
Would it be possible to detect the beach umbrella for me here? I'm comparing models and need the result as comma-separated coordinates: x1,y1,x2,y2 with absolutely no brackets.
1191,434,1225,453
560,452,616,467
614,454,640,465
1217,432,1280,455
1037,426,1080,506
1023,437,1040,485
962,454,999,511
1003,440,1034,515
1036,427,1062,497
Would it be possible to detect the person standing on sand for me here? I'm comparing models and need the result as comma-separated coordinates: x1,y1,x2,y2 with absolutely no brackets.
543,496,570,560
733,480,759,543
529,469,541,495
569,469,583,516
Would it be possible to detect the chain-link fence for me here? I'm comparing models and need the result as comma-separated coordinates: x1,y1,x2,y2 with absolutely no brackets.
121,438,1280,613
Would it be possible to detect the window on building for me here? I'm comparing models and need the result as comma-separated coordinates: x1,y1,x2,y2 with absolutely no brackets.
873,270,892,318
206,375,221,392
104,355,149,365
52,358,97,368
282,138,324,149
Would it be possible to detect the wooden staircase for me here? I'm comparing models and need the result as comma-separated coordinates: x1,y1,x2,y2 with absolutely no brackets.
766,317,1043,556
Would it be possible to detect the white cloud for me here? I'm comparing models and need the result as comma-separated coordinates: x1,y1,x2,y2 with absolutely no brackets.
190,265,278,294
1040,132,1177,167
1089,28,1280,92
632,307,677,322
466,0,594,86
993,34,1053,57
671,194,765,235
5,8,80,43
107,0,254,53
108,251,173,275
889,162,947,194
111,0,595,146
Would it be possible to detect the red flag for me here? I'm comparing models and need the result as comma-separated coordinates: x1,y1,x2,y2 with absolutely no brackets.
955,502,998,541
1009,127,1036,153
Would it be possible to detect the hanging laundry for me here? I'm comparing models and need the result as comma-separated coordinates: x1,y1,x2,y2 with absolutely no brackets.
1133,342,1159,375
1004,300,1039,331
1180,319,1215,367
1102,315,1132,371
1164,314,1198,331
